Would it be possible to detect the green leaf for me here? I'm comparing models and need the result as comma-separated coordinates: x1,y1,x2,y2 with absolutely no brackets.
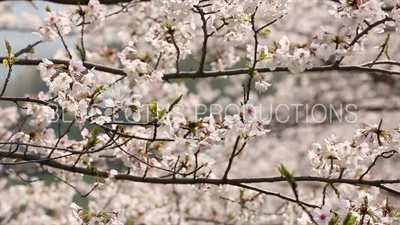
11,56,19,64
347,217,357,225
144,51,152,61
273,41,279,49
93,85,107,96
45,5,51,12
241,14,252,23
383,46,389,59
127,218,135,225
4,39,11,56
129,104,139,112
378,118,383,130
95,175,106,184
328,214,339,225
168,94,183,112
259,49,269,61
384,33,391,43
278,164,295,187
239,188,245,199
158,108,167,119
75,44,84,59
82,159,92,170
90,125,100,138
164,22,172,30
116,124,124,133
342,212,357,225
3,59,8,68
146,141,152,150
148,102,158,118
87,125,100,148
363,196,368,207
383,33,390,59
259,29,271,35
13,158,22,163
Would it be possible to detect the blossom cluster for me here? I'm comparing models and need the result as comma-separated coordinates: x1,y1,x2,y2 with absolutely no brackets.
87,0,106,28
298,193,400,225
0,0,399,224
69,203,124,225
224,101,271,140
33,11,72,42
309,123,400,178
118,37,164,82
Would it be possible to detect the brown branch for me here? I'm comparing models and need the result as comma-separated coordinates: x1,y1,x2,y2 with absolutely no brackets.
14,40,42,58
1,150,400,195
194,5,210,74
0,63,13,97
235,183,319,209
0,96,58,109
1,57,400,80
361,60,400,67
222,136,241,181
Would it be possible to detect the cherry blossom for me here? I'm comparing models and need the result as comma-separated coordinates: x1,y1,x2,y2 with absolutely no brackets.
33,11,71,41
0,0,399,224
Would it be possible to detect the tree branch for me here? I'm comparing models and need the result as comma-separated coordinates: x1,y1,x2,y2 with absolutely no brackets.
1,57,400,80
1,150,400,196
0,96,58,109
